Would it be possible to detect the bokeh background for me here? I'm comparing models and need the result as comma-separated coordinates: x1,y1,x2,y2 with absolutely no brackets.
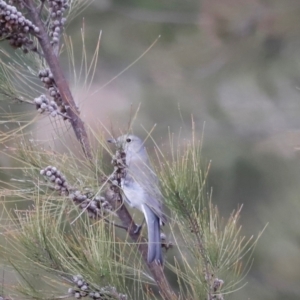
3,0,300,299
70,1,300,299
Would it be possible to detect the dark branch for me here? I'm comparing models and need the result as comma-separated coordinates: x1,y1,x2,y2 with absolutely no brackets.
24,0,93,160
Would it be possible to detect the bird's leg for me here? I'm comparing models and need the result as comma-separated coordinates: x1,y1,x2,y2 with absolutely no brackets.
134,218,145,234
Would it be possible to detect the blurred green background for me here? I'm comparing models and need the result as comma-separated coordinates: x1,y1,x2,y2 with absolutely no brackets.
3,0,300,299
70,1,300,299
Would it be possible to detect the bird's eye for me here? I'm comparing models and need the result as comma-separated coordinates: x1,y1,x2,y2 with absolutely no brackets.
126,138,132,143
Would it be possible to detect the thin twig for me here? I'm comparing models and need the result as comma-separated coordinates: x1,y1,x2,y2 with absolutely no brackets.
103,219,128,231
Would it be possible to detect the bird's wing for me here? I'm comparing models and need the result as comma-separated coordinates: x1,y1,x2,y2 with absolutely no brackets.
127,154,167,223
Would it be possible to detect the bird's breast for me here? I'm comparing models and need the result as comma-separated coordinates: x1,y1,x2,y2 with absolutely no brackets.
121,178,145,209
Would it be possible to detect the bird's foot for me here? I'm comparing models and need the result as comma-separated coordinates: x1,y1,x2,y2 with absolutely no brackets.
134,223,143,234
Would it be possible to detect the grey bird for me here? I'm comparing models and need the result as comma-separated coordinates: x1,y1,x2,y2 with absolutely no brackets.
108,134,167,264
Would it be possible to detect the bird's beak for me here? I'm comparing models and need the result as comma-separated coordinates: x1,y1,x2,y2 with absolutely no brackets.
107,138,116,144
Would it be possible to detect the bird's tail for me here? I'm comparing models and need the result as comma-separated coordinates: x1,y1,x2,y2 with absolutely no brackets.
141,204,163,264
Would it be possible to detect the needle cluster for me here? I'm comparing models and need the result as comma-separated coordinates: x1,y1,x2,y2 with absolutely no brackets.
69,274,127,300
38,68,68,117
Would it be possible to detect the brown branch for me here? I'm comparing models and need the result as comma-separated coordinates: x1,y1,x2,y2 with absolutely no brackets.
24,0,92,160
106,189,177,300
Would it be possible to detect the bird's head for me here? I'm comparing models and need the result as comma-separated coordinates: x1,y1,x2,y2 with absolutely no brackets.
108,134,144,155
